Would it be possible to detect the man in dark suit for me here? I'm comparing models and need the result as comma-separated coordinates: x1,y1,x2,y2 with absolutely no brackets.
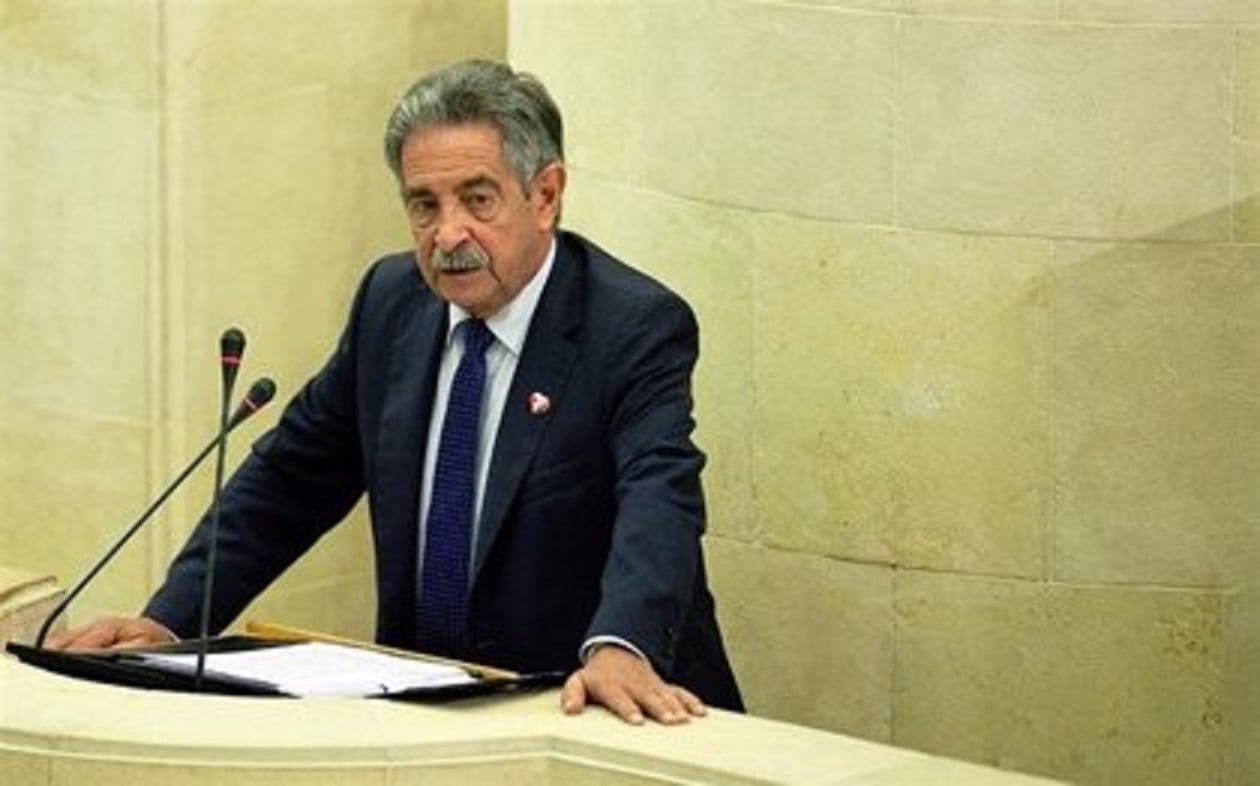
49,59,741,724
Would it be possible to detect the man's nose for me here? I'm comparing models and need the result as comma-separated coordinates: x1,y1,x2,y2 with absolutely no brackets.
432,206,471,251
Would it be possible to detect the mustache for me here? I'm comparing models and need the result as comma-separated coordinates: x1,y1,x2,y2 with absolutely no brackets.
431,244,489,273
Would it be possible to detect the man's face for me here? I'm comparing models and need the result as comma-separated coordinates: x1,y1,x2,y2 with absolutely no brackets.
399,123,564,318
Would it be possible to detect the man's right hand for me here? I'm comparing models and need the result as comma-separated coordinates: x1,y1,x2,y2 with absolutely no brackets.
44,616,177,651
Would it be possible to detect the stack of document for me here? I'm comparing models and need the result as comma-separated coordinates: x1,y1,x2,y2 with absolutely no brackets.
137,641,476,698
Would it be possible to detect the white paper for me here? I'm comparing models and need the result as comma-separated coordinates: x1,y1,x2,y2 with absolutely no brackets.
138,641,476,697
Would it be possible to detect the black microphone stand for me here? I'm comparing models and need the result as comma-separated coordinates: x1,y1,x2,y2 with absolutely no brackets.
193,329,244,689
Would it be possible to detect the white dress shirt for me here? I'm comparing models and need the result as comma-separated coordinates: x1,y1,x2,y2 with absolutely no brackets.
418,238,556,554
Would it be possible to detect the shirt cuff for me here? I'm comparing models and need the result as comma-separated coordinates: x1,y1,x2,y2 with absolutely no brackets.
579,635,649,665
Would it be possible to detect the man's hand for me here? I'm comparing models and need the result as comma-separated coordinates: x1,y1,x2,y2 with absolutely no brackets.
44,616,176,651
561,644,706,725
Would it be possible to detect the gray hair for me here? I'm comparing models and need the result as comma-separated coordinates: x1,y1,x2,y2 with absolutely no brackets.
383,59,564,189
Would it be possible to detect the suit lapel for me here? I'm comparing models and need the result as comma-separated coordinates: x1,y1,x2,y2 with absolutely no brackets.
473,236,584,580
375,287,447,568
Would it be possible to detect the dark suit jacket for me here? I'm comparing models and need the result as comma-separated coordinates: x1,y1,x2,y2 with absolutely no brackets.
145,231,742,710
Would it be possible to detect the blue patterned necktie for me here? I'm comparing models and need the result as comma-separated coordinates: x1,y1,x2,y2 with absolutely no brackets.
418,318,494,655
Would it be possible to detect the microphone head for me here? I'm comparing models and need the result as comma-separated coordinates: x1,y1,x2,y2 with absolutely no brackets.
226,377,278,431
220,327,246,365
219,327,246,394
247,377,277,408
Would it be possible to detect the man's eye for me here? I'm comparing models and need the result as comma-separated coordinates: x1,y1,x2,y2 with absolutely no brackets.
408,200,438,225
465,191,498,216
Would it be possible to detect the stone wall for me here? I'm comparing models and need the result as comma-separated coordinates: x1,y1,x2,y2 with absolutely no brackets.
510,2,1260,784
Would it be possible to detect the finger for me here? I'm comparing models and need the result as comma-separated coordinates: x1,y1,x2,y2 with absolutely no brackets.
44,622,103,650
602,686,646,726
42,629,77,650
49,623,123,652
75,625,127,651
561,671,588,715
114,632,164,650
114,621,175,649
45,618,170,652
637,685,690,725
572,668,646,725
673,685,707,717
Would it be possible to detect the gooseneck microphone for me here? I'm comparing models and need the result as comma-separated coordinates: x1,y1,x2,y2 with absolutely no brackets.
220,328,245,392
194,328,248,688
33,376,278,649
225,377,278,431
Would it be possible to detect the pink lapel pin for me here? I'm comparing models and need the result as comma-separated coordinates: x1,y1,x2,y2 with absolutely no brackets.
528,391,551,416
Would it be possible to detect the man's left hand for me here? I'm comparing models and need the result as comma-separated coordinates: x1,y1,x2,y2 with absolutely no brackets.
560,644,706,725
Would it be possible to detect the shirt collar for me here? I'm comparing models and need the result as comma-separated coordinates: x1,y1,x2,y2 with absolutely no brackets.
445,236,557,356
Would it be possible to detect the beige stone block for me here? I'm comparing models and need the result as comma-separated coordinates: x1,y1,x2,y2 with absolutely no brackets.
751,218,896,563
0,0,157,106
1225,582,1260,785
1237,0,1260,23
881,230,1052,576
0,93,156,422
170,84,404,439
1239,30,1260,241
1061,0,1225,22
398,755,693,786
510,0,650,184
761,0,896,11
855,758,1067,786
706,537,894,740
1061,0,1260,22
1232,142,1260,246
1239,29,1260,142
515,1,895,223
0,411,151,620
564,171,757,541
0,749,49,786
894,572,1228,786
900,19,1232,241
1050,242,1260,586
542,758,678,786
49,760,387,786
165,0,505,106
753,215,1052,575
899,0,1057,19
644,2,894,223
388,757,550,786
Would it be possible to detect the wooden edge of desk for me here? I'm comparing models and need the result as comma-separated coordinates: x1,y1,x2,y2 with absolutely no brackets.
242,620,521,682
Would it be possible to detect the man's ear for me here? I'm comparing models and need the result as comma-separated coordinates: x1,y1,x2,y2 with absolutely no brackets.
531,162,566,229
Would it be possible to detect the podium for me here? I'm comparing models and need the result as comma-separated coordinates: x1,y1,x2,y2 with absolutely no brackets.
1,648,1065,785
